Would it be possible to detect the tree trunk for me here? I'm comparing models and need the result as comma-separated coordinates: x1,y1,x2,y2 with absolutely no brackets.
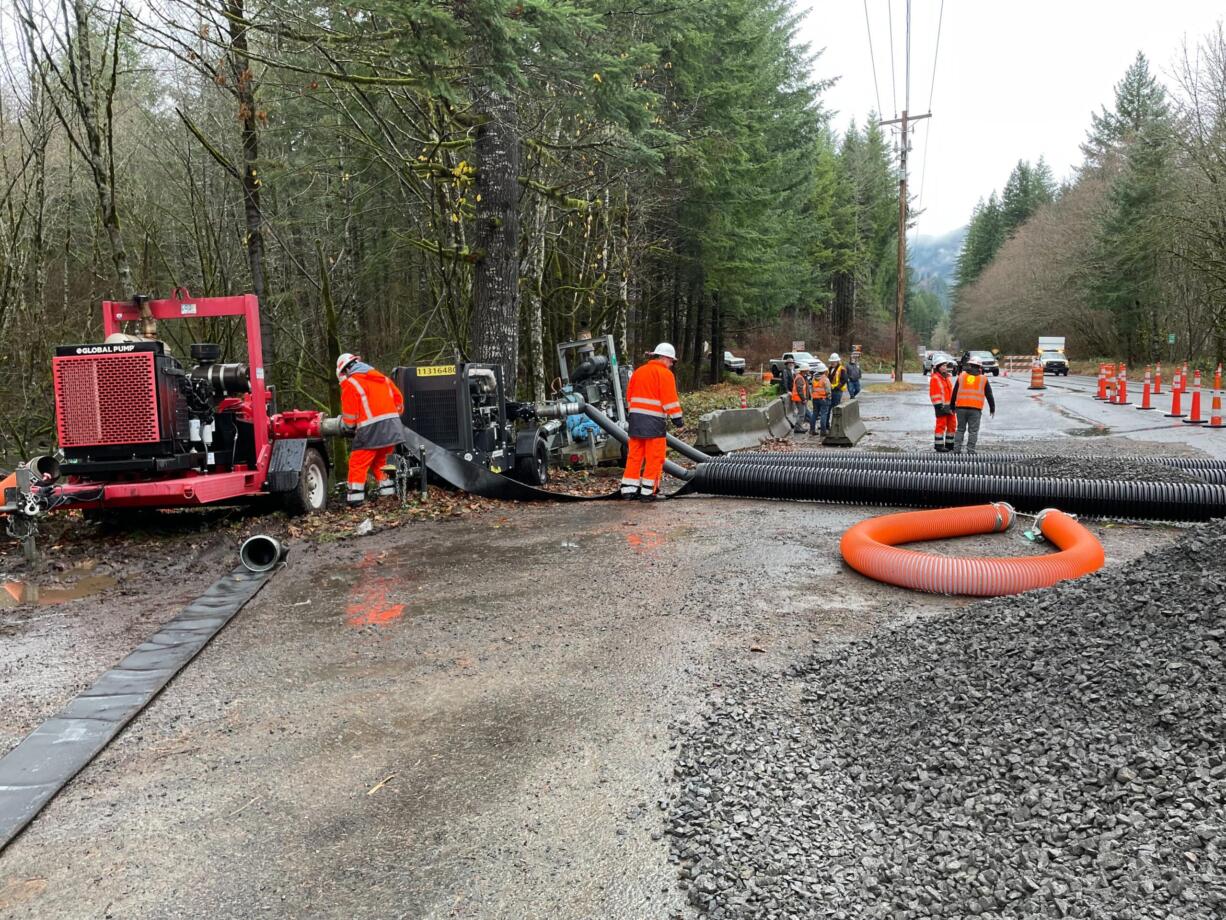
521,194,549,404
471,89,522,394
71,0,134,306
226,0,273,372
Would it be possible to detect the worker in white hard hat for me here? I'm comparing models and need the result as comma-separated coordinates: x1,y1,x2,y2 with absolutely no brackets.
337,352,405,507
827,352,848,409
620,342,683,500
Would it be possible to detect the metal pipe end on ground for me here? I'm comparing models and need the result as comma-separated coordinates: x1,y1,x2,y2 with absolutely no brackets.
240,535,288,573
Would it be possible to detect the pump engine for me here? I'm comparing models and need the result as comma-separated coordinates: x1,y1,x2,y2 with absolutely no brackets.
51,339,256,477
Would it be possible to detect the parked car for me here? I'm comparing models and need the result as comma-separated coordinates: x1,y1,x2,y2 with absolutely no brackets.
967,350,1000,376
770,351,824,376
922,350,957,375
723,350,746,374
1040,350,1070,376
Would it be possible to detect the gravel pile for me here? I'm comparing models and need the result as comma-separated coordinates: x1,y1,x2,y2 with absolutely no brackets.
668,519,1226,919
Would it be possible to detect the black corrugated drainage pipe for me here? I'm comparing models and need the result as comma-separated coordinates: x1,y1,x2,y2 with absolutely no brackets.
718,450,1226,471
708,453,1226,484
680,463,1226,521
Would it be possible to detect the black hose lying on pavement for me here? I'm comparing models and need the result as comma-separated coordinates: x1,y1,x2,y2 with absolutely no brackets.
680,463,1226,521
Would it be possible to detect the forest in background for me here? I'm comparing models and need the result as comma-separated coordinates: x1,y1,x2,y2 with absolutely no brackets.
0,0,940,458
951,32,1226,364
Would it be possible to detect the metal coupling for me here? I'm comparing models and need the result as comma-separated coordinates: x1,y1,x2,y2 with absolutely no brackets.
320,415,354,438
532,398,586,419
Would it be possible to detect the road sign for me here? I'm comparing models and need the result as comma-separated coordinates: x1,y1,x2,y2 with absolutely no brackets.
792,340,805,352
1168,333,1177,344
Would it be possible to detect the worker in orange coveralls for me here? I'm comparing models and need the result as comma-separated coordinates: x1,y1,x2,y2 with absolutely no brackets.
337,352,405,507
929,356,957,452
621,343,684,501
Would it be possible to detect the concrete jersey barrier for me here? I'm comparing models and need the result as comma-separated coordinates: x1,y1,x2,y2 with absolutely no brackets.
823,398,867,447
696,406,774,455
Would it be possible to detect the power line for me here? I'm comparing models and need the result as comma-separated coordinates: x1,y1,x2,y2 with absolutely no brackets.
887,0,898,116
912,0,946,244
927,0,945,111
862,0,883,118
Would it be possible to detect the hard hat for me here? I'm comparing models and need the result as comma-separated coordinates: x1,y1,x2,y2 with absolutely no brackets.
336,352,360,381
813,361,828,374
649,342,677,360
829,352,840,362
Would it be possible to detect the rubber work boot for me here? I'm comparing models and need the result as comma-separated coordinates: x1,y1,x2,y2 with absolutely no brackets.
640,492,667,502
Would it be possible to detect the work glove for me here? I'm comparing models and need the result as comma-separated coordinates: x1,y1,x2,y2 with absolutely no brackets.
672,417,685,429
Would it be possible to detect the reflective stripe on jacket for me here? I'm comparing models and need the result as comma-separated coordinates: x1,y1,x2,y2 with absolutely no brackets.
810,376,831,400
954,372,987,410
626,359,682,438
791,374,810,402
929,373,953,406
342,368,404,428
829,365,847,391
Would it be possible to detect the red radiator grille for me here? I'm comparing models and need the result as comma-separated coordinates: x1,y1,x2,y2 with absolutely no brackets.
53,352,160,447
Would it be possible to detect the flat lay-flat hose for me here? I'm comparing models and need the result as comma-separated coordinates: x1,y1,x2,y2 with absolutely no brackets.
839,503,1104,596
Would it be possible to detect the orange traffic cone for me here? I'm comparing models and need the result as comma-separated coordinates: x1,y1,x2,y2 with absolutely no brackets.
1137,369,1155,410
1116,365,1129,405
1028,360,1046,390
1208,390,1224,429
1165,385,1185,418
1154,362,1163,395
739,387,748,409
1215,363,1223,392
1184,371,1207,425
1181,363,1190,393
1095,366,1108,400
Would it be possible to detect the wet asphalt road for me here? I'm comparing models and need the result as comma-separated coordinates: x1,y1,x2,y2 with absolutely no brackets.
0,376,1213,919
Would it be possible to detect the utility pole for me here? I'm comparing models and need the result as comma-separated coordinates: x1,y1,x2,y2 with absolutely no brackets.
880,0,929,383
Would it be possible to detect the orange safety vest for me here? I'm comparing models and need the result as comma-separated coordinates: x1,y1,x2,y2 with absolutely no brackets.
955,372,987,410
341,368,404,429
626,359,682,438
810,375,831,399
791,374,810,402
929,372,953,406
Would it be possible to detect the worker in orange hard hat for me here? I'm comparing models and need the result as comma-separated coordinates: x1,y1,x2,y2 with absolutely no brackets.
621,342,684,501
929,357,957,452
337,352,405,507
950,357,996,454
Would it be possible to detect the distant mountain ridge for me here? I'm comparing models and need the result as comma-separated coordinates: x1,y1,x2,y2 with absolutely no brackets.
911,226,966,305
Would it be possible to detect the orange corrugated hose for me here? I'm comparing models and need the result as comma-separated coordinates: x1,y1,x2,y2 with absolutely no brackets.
840,502,1105,596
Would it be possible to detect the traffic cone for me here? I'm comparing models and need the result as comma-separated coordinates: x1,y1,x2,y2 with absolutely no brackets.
1215,363,1222,391
1181,363,1190,393
1115,365,1129,405
1137,368,1155,410
1165,385,1186,418
1208,390,1224,429
739,387,748,409
1154,362,1163,394
1028,360,1046,390
1095,366,1108,400
1184,371,1207,425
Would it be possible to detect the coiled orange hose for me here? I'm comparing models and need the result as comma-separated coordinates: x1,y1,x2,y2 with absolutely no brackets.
840,502,1105,596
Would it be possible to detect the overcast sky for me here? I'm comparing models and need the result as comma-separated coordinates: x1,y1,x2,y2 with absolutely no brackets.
800,0,1225,239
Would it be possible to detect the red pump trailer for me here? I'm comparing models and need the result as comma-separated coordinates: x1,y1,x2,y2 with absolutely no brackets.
3,292,334,529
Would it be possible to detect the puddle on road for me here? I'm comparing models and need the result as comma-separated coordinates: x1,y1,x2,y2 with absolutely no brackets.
345,550,408,627
1067,427,1113,438
0,573,118,608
